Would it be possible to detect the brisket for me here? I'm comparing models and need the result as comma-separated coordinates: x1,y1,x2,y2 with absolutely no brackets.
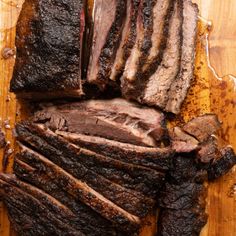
16,146,141,232
87,0,126,89
142,0,182,108
110,0,141,81
121,0,173,99
208,147,236,181
0,178,84,236
182,114,221,142
165,0,199,114
15,123,155,218
158,207,208,236
57,131,173,171
33,98,167,146
10,0,85,98
13,159,125,236
158,155,208,236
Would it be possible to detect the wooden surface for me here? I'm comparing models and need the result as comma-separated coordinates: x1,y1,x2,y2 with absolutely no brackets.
0,0,235,235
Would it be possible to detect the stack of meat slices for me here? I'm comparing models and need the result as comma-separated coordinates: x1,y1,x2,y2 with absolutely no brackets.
11,0,198,114
1,99,174,235
1,99,236,236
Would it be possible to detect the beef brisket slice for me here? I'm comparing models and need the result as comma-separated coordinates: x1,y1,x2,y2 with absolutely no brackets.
142,0,182,108
13,159,125,236
158,207,207,236
121,0,173,99
33,98,167,146
10,0,85,97
15,145,141,232
15,123,154,218
87,0,126,89
165,0,199,114
208,147,236,181
110,0,141,81
0,178,84,236
57,131,173,171
182,114,221,142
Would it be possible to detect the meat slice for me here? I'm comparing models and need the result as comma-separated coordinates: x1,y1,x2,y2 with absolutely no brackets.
15,123,155,218
207,147,236,181
87,0,126,89
0,178,84,236
10,0,85,98
165,0,199,114
57,131,173,171
158,207,208,236
16,146,141,232
33,98,167,146
182,114,221,142
110,0,141,81
121,0,172,90
157,155,208,236
13,159,125,236
142,0,182,108
169,126,199,153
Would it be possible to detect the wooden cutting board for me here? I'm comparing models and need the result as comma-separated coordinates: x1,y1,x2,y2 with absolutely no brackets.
0,0,235,235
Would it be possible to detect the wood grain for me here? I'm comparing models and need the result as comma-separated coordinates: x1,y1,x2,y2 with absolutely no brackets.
0,1,235,236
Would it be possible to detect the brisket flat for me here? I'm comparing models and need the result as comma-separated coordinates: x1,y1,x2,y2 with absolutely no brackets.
207,147,236,181
0,178,84,236
87,0,126,89
16,145,141,232
142,0,182,108
110,0,141,81
33,98,167,146
57,131,173,171
10,0,85,98
165,0,199,114
121,0,173,99
13,159,125,236
158,155,208,236
15,123,155,218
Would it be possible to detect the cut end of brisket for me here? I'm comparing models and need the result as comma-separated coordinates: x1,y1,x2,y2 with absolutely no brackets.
10,0,85,97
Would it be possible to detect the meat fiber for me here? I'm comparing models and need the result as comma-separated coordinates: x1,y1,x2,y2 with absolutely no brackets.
165,0,199,114
33,99,167,146
110,0,141,81
87,0,126,89
10,0,85,98
0,128,6,149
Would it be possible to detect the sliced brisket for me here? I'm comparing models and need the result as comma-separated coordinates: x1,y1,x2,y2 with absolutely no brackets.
158,155,208,236
142,0,182,108
33,98,167,146
13,159,125,236
57,131,173,171
16,145,141,232
10,0,85,98
121,0,173,99
15,123,155,219
110,0,141,81
165,0,199,114
207,147,236,181
182,114,221,142
87,0,126,89
0,178,84,236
